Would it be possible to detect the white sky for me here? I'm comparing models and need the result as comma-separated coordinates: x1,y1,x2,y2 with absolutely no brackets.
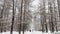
29,0,40,13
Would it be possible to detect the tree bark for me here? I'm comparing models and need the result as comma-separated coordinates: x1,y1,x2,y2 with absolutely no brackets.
19,0,23,34
10,0,15,34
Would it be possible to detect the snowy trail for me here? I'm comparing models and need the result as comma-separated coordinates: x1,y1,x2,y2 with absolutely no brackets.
0,31,56,34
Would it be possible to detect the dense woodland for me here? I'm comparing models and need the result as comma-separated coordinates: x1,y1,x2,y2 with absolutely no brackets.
0,0,60,34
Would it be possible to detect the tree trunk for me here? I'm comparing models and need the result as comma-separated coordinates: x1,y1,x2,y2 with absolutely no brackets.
10,0,15,34
0,0,6,33
19,0,23,34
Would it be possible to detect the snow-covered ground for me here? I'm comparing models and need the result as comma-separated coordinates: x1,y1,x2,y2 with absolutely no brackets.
0,31,59,34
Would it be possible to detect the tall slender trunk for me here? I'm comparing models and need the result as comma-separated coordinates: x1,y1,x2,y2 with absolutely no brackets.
56,0,58,32
23,6,25,34
19,0,23,34
10,0,15,34
0,5,4,33
43,0,48,32
0,0,6,33
50,3,54,32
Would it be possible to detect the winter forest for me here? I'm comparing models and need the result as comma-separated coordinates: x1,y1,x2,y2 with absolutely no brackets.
0,0,60,34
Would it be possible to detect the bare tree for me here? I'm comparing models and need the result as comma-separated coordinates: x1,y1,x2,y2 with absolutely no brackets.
19,0,23,34
10,0,15,34
0,0,6,33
